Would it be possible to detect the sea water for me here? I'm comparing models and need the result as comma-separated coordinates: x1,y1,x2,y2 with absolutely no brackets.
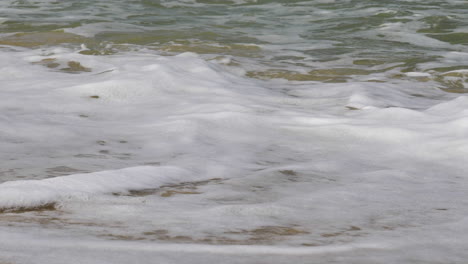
0,0,468,263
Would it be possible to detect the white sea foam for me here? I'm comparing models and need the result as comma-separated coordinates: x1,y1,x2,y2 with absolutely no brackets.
0,166,191,209
1,1,468,263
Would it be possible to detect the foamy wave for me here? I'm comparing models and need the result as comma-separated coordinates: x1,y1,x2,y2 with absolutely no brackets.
0,166,191,210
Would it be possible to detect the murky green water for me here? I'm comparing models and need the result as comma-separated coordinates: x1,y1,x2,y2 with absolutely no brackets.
1,0,467,87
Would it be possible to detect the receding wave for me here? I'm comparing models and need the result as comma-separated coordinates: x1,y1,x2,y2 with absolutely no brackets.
0,166,191,210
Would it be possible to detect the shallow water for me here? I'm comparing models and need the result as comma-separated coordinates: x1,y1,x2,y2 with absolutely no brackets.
0,1,468,263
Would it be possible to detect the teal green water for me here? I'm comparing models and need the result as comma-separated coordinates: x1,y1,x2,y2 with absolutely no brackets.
1,0,467,88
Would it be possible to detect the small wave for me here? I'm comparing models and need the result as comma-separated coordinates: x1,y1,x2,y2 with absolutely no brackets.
0,166,192,211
